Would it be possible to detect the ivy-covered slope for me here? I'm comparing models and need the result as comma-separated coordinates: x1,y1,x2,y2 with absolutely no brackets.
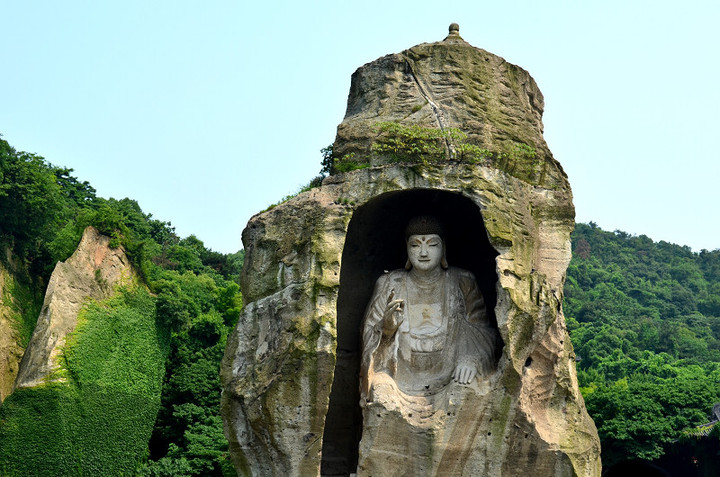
5,131,720,474
565,222,720,466
0,136,243,476
0,288,165,476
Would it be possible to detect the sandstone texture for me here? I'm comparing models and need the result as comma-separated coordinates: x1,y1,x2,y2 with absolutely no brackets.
0,251,29,403
221,25,600,477
334,25,566,189
13,226,137,390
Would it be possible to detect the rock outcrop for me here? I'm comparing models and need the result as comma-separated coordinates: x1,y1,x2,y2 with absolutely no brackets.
14,226,137,390
1,227,167,476
221,25,601,477
0,250,32,403
0,313,23,403
334,23,566,189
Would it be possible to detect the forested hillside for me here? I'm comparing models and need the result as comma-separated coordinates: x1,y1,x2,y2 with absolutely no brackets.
565,222,720,467
0,136,243,476
3,134,720,474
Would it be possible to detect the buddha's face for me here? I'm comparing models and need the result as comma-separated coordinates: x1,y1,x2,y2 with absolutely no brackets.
407,234,443,272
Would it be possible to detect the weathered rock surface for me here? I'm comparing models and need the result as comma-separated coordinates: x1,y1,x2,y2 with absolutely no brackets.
13,226,137,390
334,24,566,189
221,25,600,477
0,317,22,403
0,251,29,403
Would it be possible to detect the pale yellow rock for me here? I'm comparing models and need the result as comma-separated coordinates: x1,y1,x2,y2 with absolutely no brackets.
13,227,137,390
0,252,27,403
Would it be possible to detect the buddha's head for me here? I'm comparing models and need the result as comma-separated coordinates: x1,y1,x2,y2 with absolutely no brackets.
404,216,448,271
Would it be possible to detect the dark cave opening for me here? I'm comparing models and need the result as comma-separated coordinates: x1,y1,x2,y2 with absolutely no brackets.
320,188,501,476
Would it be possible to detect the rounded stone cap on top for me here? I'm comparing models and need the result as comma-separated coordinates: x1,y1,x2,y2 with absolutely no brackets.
443,22,464,43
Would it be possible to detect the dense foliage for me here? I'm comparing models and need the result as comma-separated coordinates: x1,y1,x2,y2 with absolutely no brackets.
0,138,97,275
0,260,43,349
565,223,720,466
0,136,242,476
0,288,166,476
5,132,720,473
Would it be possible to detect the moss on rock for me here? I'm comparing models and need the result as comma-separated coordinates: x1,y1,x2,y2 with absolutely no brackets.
222,25,599,477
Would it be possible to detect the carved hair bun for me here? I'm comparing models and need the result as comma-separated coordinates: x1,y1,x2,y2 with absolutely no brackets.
405,215,445,240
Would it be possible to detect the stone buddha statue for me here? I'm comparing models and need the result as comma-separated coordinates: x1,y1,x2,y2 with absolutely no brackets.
360,216,498,406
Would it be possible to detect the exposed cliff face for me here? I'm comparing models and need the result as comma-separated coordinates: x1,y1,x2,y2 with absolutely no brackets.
0,321,21,403
222,164,599,476
221,192,342,476
14,226,137,390
333,26,566,189
221,25,600,477
0,227,168,476
0,251,31,403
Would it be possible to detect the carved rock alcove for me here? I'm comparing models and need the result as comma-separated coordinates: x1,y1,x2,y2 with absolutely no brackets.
221,161,601,476
321,189,501,474
221,23,601,477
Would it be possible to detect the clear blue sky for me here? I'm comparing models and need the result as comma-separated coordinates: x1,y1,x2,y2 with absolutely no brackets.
2,1,718,253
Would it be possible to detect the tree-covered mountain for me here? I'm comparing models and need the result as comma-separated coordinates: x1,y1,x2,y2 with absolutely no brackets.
565,222,720,467
0,136,242,476
3,134,720,474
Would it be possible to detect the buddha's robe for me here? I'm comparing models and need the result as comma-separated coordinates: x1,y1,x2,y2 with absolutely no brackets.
360,267,497,404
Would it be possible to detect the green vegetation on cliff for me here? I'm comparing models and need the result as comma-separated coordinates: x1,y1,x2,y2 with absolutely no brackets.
0,136,242,476
565,223,720,466
0,137,96,275
327,121,538,175
4,132,720,473
0,287,165,476
0,259,43,349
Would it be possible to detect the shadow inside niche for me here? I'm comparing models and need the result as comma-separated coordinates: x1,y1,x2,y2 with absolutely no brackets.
320,188,502,476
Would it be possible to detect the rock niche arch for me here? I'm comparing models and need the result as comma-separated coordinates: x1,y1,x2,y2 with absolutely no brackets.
320,189,502,475
221,161,601,476
222,24,601,476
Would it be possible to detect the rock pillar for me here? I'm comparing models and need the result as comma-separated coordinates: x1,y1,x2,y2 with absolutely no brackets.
221,24,601,477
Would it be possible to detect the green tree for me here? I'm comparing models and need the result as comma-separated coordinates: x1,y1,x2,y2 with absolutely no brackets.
0,136,243,476
0,139,64,256
566,223,720,465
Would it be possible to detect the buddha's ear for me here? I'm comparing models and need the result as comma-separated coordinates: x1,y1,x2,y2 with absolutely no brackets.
441,244,448,269
405,259,412,270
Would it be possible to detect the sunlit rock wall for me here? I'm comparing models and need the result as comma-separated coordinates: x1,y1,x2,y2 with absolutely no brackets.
221,24,600,477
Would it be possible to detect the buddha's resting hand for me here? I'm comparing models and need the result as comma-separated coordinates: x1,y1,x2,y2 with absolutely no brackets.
453,361,477,385
382,288,404,337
